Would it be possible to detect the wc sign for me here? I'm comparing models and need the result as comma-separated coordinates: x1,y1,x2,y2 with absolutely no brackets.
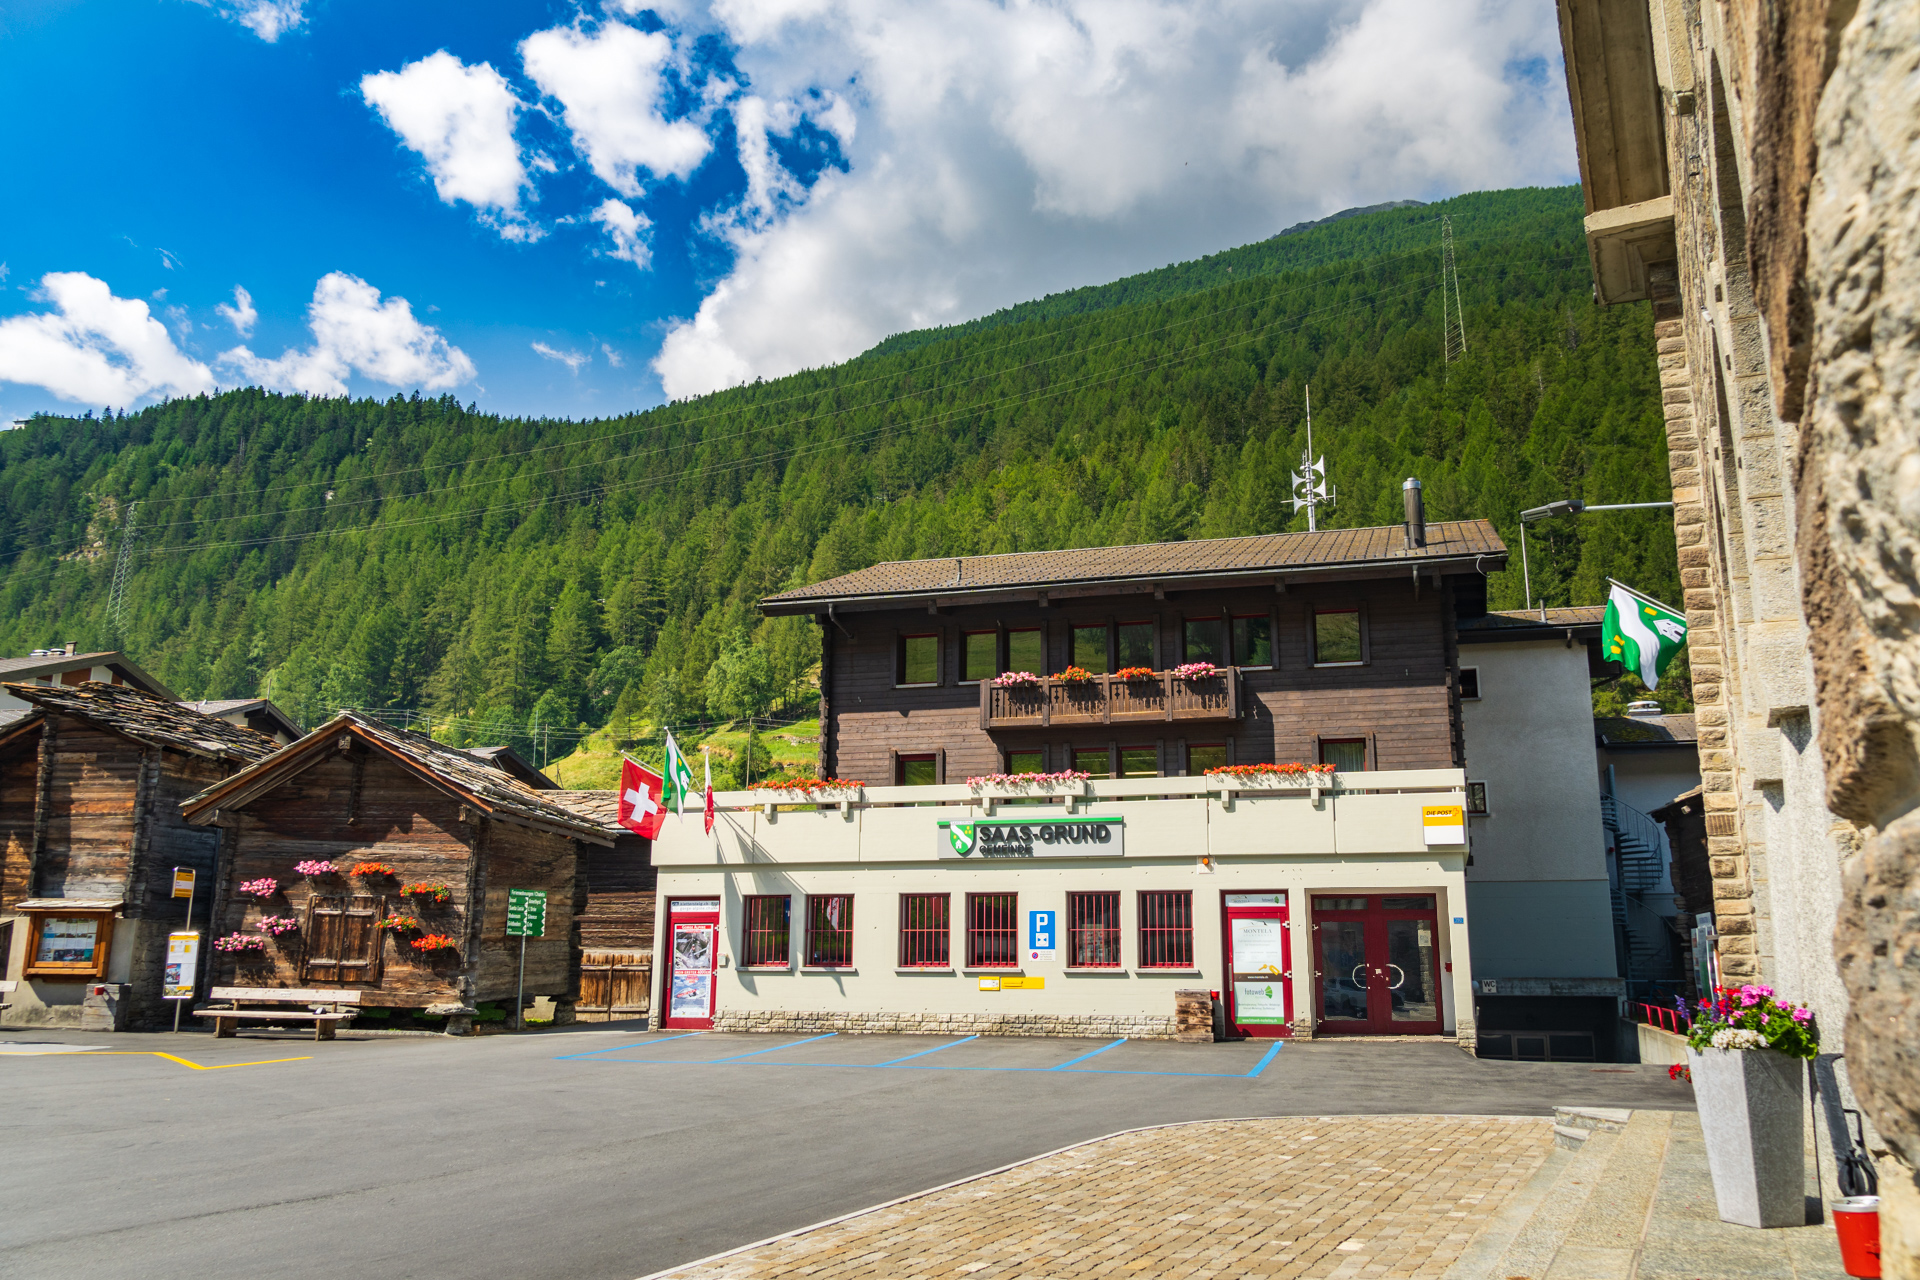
1028,909,1058,962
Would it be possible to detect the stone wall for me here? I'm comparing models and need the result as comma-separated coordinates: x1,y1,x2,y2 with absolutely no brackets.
711,1009,1181,1040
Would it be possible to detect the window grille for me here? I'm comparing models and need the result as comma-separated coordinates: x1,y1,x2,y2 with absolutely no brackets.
1138,890,1194,968
805,894,854,967
900,893,950,967
1067,892,1121,967
741,895,790,967
967,893,1018,968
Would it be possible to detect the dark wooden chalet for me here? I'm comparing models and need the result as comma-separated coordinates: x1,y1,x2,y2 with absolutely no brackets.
0,682,277,1030
182,713,618,1027
760,515,1507,781
551,790,655,1021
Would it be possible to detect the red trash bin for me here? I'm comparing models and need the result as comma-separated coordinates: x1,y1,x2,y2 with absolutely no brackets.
1831,1196,1881,1278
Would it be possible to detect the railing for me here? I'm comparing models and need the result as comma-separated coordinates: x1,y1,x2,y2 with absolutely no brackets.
1634,1001,1691,1035
980,668,1240,729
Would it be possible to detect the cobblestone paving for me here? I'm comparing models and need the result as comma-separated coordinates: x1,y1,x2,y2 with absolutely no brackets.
653,1115,1555,1279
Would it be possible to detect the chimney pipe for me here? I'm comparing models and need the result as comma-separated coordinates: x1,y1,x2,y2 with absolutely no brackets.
64,641,76,656
1402,478,1426,549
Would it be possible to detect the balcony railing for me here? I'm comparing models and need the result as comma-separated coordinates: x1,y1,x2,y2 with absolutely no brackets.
978,668,1240,729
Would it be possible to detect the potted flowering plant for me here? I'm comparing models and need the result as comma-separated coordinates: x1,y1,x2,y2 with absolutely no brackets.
1053,666,1097,685
1171,661,1219,680
212,932,270,953
411,933,458,954
376,914,420,932
349,861,398,880
294,860,338,878
744,776,865,796
1684,984,1817,1227
991,670,1042,689
964,770,1092,791
237,877,280,899
403,883,453,905
1114,666,1155,682
254,915,300,937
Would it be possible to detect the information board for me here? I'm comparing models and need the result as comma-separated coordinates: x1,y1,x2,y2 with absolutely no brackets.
1027,909,1057,962
171,867,195,899
163,931,201,1001
505,888,547,939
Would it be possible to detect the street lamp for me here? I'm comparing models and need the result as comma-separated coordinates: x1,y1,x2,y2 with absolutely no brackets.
1517,499,1676,615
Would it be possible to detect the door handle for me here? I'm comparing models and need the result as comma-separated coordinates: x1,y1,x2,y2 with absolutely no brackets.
1386,963,1405,990
1351,964,1369,988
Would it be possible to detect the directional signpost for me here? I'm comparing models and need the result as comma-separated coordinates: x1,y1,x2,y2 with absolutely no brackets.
506,889,547,1030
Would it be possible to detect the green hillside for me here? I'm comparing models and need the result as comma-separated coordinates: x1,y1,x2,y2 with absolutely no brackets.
0,185,1683,773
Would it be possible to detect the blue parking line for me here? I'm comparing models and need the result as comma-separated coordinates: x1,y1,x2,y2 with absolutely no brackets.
1245,1041,1285,1076
553,1031,703,1060
872,1035,977,1067
706,1032,838,1062
1051,1038,1125,1070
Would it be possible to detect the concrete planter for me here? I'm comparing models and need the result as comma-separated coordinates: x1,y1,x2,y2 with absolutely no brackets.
1687,1046,1806,1227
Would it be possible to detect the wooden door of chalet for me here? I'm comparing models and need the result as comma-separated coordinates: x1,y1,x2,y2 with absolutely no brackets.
577,950,652,1021
303,895,389,986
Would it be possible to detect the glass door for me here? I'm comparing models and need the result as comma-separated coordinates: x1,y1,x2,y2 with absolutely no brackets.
663,898,720,1029
1222,892,1291,1037
1310,894,1443,1034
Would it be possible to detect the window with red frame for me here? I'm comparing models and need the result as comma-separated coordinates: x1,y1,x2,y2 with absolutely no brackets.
967,892,1019,968
899,893,950,967
805,894,854,967
741,895,790,967
1067,891,1121,967
1138,890,1194,968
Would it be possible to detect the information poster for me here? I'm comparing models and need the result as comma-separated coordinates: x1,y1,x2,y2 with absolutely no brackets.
36,917,100,965
1027,909,1057,962
1230,917,1287,974
670,922,715,1021
1233,980,1288,1024
163,931,201,1001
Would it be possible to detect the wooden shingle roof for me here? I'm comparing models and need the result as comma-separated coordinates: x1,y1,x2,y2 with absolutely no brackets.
761,519,1506,611
181,712,621,844
2,681,277,763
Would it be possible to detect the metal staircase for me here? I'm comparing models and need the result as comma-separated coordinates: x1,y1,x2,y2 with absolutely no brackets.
1601,794,1674,996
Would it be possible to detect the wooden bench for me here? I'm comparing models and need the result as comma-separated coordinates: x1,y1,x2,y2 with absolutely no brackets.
195,987,363,1040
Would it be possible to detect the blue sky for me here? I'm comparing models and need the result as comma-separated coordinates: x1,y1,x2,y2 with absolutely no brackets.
0,0,1577,424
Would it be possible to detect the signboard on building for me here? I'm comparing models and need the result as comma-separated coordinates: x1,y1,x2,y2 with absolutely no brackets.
1028,910,1057,962
171,867,195,899
163,931,200,1001
1421,805,1466,846
1233,980,1287,1024
505,889,547,939
937,816,1124,859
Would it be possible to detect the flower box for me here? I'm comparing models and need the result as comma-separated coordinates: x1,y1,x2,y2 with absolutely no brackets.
212,933,270,953
293,860,338,878
402,883,453,905
410,933,459,954
1114,666,1155,682
376,914,420,932
254,915,300,937
349,861,398,880
965,770,1092,795
745,777,865,799
1683,984,1817,1227
991,671,1042,688
1052,666,1097,685
238,878,280,899
1205,763,1336,787
1170,662,1219,680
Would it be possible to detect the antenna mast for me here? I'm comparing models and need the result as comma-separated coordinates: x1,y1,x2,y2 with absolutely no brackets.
107,500,141,642
1442,215,1468,371
1291,385,1335,532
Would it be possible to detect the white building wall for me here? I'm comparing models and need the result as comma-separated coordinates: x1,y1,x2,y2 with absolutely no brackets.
1459,640,1616,981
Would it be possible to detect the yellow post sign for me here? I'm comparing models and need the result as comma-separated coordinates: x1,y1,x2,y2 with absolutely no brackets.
171,867,195,899
1422,805,1466,847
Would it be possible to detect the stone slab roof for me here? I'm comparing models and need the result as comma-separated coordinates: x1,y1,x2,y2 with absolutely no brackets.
1595,714,1698,747
1,681,278,764
763,519,1506,609
549,790,623,826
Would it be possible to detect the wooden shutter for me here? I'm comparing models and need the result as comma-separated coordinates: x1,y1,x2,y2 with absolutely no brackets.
302,894,387,985
577,949,653,1020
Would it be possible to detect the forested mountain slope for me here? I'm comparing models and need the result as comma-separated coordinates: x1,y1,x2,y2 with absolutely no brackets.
0,185,1680,753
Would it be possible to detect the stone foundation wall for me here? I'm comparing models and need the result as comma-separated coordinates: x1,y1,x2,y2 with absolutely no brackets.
710,1009,1181,1040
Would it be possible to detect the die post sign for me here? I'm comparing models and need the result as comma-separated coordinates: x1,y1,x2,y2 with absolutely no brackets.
505,889,547,939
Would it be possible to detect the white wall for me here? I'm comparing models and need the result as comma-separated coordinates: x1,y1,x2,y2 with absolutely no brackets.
1460,640,1616,979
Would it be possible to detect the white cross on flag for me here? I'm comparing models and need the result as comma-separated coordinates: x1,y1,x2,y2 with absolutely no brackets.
618,758,668,839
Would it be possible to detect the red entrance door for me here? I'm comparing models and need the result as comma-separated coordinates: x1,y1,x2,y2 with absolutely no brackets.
1222,892,1291,1037
1311,894,1444,1034
663,898,719,1030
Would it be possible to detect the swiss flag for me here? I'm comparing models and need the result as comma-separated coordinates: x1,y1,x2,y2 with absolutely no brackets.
618,758,668,839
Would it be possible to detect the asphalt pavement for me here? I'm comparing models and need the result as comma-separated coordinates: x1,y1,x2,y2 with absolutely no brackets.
0,1025,1693,1280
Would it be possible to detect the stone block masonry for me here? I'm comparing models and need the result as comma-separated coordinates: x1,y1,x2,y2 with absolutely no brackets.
711,1009,1180,1039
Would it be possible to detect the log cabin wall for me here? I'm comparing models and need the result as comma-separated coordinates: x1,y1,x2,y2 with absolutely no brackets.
210,750,478,1008
576,836,656,951
120,747,229,1028
0,731,40,911
470,819,577,1005
824,578,1463,782
32,716,142,900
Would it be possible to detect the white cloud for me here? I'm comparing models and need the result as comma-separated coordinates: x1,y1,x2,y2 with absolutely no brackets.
224,0,305,41
220,272,475,397
163,305,193,340
590,197,654,268
532,341,591,373
362,51,540,240
601,343,626,368
521,20,713,196
653,0,1574,398
0,272,215,405
216,285,257,337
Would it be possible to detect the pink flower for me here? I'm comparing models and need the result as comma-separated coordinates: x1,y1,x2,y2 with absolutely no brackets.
1791,1008,1812,1023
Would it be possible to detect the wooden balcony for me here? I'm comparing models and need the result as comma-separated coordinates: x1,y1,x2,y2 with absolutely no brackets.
978,669,1240,729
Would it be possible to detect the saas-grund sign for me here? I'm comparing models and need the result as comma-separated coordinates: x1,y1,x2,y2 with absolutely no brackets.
937,815,1124,858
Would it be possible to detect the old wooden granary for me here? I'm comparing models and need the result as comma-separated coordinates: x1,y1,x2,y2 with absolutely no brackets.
551,790,656,1021
0,681,277,1029
182,713,617,1026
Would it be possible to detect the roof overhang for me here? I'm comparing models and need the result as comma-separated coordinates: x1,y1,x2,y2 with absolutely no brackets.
763,552,1509,616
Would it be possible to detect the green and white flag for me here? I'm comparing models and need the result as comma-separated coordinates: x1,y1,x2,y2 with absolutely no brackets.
1603,580,1689,690
662,730,697,816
